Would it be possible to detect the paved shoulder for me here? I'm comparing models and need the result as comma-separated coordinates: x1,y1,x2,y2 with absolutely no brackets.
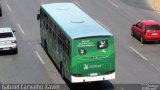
36,45,65,84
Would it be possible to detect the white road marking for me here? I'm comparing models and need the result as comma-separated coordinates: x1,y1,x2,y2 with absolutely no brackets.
121,88,124,90
7,4,11,11
130,47,148,61
17,24,25,34
108,0,119,8
35,51,45,64
74,1,82,8
96,20,111,31
151,63,160,73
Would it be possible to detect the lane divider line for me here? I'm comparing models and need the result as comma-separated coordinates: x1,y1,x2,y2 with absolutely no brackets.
74,1,82,8
17,24,25,34
35,51,45,64
108,0,119,8
96,20,111,31
151,63,160,73
7,4,11,11
129,47,148,61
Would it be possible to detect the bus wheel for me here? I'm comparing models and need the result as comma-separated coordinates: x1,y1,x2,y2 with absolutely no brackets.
44,40,48,53
60,63,65,79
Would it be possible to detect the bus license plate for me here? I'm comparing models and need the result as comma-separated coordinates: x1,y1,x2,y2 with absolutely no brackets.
90,73,98,76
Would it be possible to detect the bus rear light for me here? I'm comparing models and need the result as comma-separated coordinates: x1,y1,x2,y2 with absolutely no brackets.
72,74,82,77
105,71,114,75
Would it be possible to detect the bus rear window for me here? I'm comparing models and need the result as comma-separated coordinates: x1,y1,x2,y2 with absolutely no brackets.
97,40,108,49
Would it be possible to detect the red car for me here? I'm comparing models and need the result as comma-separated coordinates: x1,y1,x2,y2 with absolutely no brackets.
131,20,160,44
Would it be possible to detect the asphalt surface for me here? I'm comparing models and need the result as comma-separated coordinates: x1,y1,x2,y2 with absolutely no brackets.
0,0,160,90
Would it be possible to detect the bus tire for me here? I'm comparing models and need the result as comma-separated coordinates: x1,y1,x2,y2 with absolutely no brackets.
41,37,44,47
44,40,48,53
60,63,65,79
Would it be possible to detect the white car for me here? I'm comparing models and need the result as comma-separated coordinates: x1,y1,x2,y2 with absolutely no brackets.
0,27,18,54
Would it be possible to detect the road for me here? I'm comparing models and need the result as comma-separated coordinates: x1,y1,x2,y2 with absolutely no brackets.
0,0,160,90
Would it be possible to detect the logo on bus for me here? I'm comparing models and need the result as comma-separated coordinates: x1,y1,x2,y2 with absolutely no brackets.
84,64,104,70
84,64,89,70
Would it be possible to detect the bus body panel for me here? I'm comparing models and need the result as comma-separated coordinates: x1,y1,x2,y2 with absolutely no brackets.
40,16,71,79
38,3,115,83
70,36,115,82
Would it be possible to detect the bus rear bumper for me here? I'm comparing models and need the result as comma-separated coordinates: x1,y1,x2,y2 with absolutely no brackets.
71,72,115,83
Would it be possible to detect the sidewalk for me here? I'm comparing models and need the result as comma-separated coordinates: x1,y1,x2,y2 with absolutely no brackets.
155,0,160,12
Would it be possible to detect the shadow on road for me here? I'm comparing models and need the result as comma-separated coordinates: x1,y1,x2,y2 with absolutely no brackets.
64,79,114,90
134,36,160,45
0,51,16,56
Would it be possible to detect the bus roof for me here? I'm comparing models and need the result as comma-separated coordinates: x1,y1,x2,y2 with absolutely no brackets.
41,3,113,39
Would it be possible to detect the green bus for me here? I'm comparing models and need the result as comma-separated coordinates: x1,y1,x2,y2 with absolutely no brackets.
37,3,115,83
